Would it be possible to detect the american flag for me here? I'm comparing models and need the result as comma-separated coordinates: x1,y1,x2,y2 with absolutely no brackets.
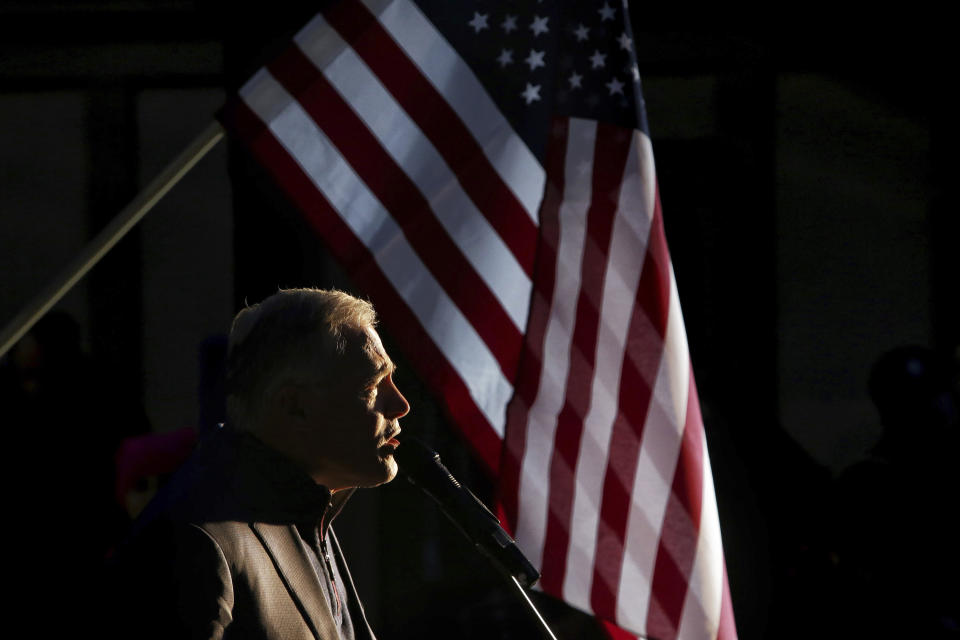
219,1,737,639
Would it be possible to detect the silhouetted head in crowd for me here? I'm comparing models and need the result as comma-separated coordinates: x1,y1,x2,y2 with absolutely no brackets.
8,311,83,394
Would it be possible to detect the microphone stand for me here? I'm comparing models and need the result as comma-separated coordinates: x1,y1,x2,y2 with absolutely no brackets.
397,439,559,640
507,575,559,640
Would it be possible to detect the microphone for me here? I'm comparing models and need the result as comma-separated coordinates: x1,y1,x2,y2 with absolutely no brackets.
395,437,541,588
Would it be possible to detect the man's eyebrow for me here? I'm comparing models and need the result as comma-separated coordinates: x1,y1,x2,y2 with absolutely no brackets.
365,359,395,384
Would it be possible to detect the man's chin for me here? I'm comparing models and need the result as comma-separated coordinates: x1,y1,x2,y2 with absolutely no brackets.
382,456,399,484
358,456,398,488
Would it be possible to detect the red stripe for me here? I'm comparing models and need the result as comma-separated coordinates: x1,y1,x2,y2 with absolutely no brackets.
539,123,633,595
590,186,672,620
322,0,537,277
499,117,569,533
599,619,637,640
224,99,503,473
717,561,738,640
265,45,522,380
646,365,706,640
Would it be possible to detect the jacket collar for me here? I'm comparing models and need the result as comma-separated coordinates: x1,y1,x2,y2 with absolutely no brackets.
192,426,353,536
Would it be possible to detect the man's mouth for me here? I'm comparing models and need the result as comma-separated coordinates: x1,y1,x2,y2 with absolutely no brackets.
382,429,401,450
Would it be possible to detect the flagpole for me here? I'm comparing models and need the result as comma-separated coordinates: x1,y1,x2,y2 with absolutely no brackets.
0,120,224,361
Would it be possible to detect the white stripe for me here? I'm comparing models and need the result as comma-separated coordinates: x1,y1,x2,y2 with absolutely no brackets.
561,131,653,610
513,119,596,567
239,68,292,126
615,264,690,631
292,13,351,70
239,71,512,435
363,0,546,222
676,396,725,640
633,133,659,254
303,29,531,332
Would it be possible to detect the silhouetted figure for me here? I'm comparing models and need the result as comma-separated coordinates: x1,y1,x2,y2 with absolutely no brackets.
0,311,150,624
832,346,960,637
2,313,148,541
111,334,228,527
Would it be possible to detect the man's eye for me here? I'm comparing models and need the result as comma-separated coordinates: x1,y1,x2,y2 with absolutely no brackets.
362,374,388,400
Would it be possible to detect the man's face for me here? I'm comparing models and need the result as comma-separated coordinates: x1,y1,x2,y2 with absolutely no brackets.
299,325,410,491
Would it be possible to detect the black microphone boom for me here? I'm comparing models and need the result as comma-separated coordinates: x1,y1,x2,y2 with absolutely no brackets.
395,437,541,588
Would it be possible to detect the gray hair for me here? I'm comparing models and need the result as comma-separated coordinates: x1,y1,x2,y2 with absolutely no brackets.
225,288,377,431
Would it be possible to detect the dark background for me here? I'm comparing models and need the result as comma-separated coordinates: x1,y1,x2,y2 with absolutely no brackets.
1,3,957,638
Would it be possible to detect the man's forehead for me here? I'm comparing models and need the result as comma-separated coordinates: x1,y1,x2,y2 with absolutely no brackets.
348,325,394,377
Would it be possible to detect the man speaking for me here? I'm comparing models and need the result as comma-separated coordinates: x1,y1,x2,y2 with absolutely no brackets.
112,288,410,639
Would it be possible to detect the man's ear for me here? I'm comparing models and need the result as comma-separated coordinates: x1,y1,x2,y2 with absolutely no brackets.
274,384,307,422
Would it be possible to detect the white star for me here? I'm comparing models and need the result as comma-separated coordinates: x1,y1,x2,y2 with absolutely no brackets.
468,12,488,33
525,49,546,71
630,64,640,81
530,15,549,36
573,24,589,41
598,3,615,21
569,72,583,89
497,49,513,68
521,83,541,104
502,14,517,33
606,77,625,95
618,33,633,50
589,50,606,69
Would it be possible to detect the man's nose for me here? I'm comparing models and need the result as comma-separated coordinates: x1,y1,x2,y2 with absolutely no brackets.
385,375,410,419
